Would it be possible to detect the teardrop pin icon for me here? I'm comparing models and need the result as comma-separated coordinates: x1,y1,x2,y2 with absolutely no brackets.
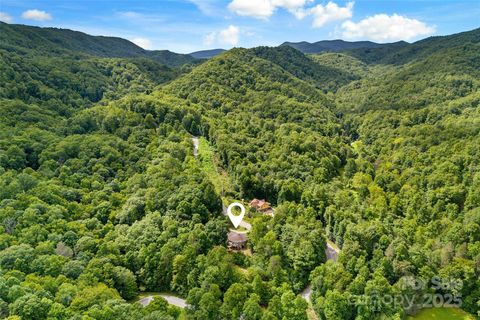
227,202,245,228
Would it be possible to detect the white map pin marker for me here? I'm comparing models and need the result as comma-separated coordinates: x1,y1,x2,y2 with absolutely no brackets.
227,202,245,228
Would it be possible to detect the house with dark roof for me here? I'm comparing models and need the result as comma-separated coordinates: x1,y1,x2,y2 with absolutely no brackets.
227,231,247,250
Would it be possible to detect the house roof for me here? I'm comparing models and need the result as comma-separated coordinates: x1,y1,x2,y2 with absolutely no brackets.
249,199,259,205
227,231,247,242
250,198,269,207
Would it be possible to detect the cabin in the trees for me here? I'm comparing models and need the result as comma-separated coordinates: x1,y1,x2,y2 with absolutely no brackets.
249,198,274,216
227,231,247,250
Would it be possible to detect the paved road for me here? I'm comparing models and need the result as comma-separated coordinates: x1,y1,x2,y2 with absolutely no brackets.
138,296,154,307
138,294,187,308
192,136,199,157
325,241,340,262
159,294,187,308
301,285,312,302
301,241,340,302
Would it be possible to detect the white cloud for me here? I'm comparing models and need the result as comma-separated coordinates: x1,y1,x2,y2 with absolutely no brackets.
228,0,274,19
0,12,13,23
228,0,311,19
219,25,240,45
274,0,311,10
131,37,153,49
341,14,435,42
187,0,218,15
203,32,216,46
116,11,165,24
22,9,52,21
291,8,308,20
310,1,353,27
117,11,143,19
203,25,240,47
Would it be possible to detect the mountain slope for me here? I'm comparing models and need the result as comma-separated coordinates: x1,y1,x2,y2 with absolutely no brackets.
347,27,480,65
337,36,480,112
0,22,197,67
0,22,181,118
162,48,346,201
250,46,359,92
189,48,226,59
165,48,329,109
310,52,369,78
281,39,407,54
0,52,178,112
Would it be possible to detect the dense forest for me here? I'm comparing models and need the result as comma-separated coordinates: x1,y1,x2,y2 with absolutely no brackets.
0,21,479,320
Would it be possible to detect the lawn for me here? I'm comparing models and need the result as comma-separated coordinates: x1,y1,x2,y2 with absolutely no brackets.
407,307,476,320
197,137,233,195
326,239,340,252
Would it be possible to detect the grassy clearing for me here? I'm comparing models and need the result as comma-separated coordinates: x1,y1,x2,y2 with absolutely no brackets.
197,137,233,195
407,307,476,320
326,239,340,252
306,302,319,320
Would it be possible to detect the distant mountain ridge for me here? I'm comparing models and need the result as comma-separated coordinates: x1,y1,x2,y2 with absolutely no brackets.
189,49,226,59
347,27,480,64
0,22,197,67
188,40,400,59
2,21,478,67
281,39,408,54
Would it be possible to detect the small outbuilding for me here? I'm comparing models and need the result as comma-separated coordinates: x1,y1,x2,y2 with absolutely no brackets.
227,231,247,250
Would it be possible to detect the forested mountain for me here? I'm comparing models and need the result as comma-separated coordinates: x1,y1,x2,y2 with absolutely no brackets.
164,47,346,202
347,27,480,65
250,46,359,92
189,49,226,59
0,22,479,320
336,33,480,112
281,39,407,54
0,22,197,67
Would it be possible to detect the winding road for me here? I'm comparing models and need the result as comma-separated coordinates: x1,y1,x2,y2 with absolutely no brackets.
301,241,340,302
138,293,187,308
325,241,339,262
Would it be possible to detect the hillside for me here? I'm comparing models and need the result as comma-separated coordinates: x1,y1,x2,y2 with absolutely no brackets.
337,34,480,112
0,23,184,117
310,52,369,78
189,49,226,59
0,50,179,116
163,47,346,201
347,27,480,65
165,48,330,107
250,46,359,92
281,39,407,54
0,22,197,67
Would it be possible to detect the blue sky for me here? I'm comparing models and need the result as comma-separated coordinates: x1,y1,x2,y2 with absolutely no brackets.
0,0,479,53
